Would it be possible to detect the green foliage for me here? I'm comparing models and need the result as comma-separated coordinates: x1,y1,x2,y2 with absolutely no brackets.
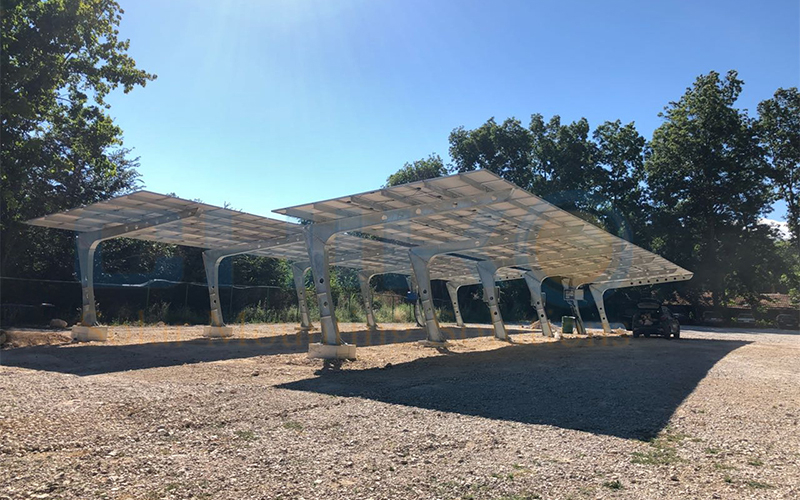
1,0,156,277
775,240,800,301
449,117,535,190
449,115,597,213
385,153,448,186
592,120,650,242
645,70,776,307
758,87,800,242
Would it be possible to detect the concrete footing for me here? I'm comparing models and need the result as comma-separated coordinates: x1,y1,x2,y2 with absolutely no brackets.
308,343,357,360
72,325,109,342
417,339,450,348
203,326,234,338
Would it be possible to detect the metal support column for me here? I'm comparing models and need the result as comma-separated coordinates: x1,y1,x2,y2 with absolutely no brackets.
588,284,612,334
445,281,465,327
201,250,233,337
72,208,200,341
291,262,313,331
523,271,553,338
305,226,341,346
476,261,508,340
202,251,224,327
358,271,377,330
76,234,101,326
409,250,446,344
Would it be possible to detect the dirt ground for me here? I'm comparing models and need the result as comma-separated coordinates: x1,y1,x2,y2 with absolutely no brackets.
1,322,799,500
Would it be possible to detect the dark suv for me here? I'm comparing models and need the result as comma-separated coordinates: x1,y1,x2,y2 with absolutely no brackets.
776,314,799,330
632,299,681,338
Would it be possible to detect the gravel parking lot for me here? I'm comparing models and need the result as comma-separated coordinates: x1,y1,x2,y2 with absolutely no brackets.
1,323,799,499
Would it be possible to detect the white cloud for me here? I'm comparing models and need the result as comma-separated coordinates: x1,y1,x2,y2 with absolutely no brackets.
759,218,791,240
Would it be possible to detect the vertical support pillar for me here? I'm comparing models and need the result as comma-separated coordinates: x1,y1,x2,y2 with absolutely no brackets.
409,250,445,344
72,234,108,341
202,251,233,337
445,281,465,327
305,227,355,359
358,270,377,330
523,271,554,338
589,284,612,334
76,234,100,326
477,261,508,340
305,227,339,345
291,262,313,331
69,209,201,342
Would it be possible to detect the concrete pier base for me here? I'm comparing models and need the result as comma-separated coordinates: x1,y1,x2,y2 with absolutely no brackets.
417,339,450,348
72,325,109,342
203,326,234,338
308,343,357,360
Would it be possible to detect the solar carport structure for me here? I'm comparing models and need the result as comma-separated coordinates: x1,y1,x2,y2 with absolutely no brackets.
27,171,692,357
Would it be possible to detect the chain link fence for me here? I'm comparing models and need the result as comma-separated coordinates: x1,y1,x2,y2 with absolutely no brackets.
0,276,464,327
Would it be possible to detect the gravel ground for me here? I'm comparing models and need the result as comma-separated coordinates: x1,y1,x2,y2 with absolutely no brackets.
1,322,799,499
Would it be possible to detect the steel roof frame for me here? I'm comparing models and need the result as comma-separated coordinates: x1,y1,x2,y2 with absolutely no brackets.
27,171,692,354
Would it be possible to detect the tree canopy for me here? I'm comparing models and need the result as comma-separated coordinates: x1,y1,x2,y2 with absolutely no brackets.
1,0,156,277
385,154,448,187
758,87,800,243
646,70,775,306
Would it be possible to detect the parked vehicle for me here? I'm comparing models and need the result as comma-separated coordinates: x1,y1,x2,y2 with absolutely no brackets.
775,314,799,330
735,312,756,326
621,307,637,330
702,311,725,326
632,299,681,338
672,312,690,325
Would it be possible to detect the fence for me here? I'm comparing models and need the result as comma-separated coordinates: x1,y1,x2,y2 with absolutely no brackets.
0,276,461,328
3,275,611,329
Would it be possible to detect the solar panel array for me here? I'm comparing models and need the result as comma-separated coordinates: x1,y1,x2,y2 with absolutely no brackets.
27,171,692,289
274,170,693,286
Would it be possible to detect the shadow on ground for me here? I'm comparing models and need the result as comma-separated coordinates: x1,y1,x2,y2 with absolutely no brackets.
0,325,511,376
280,336,750,440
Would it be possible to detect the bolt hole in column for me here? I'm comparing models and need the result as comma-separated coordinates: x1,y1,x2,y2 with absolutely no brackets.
319,278,324,284
323,301,328,307
494,311,498,316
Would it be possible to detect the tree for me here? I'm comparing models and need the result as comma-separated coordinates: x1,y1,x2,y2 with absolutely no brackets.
758,87,800,243
646,70,775,307
448,117,533,189
527,114,599,213
385,154,447,186
449,114,603,221
1,0,156,277
592,120,650,243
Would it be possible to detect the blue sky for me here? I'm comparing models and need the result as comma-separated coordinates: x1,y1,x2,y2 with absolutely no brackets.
106,0,799,221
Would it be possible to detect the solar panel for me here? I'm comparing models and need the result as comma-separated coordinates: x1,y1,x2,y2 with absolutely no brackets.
27,190,302,249
273,170,693,286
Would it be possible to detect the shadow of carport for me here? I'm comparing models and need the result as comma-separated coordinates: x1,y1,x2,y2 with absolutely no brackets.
280,337,749,440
